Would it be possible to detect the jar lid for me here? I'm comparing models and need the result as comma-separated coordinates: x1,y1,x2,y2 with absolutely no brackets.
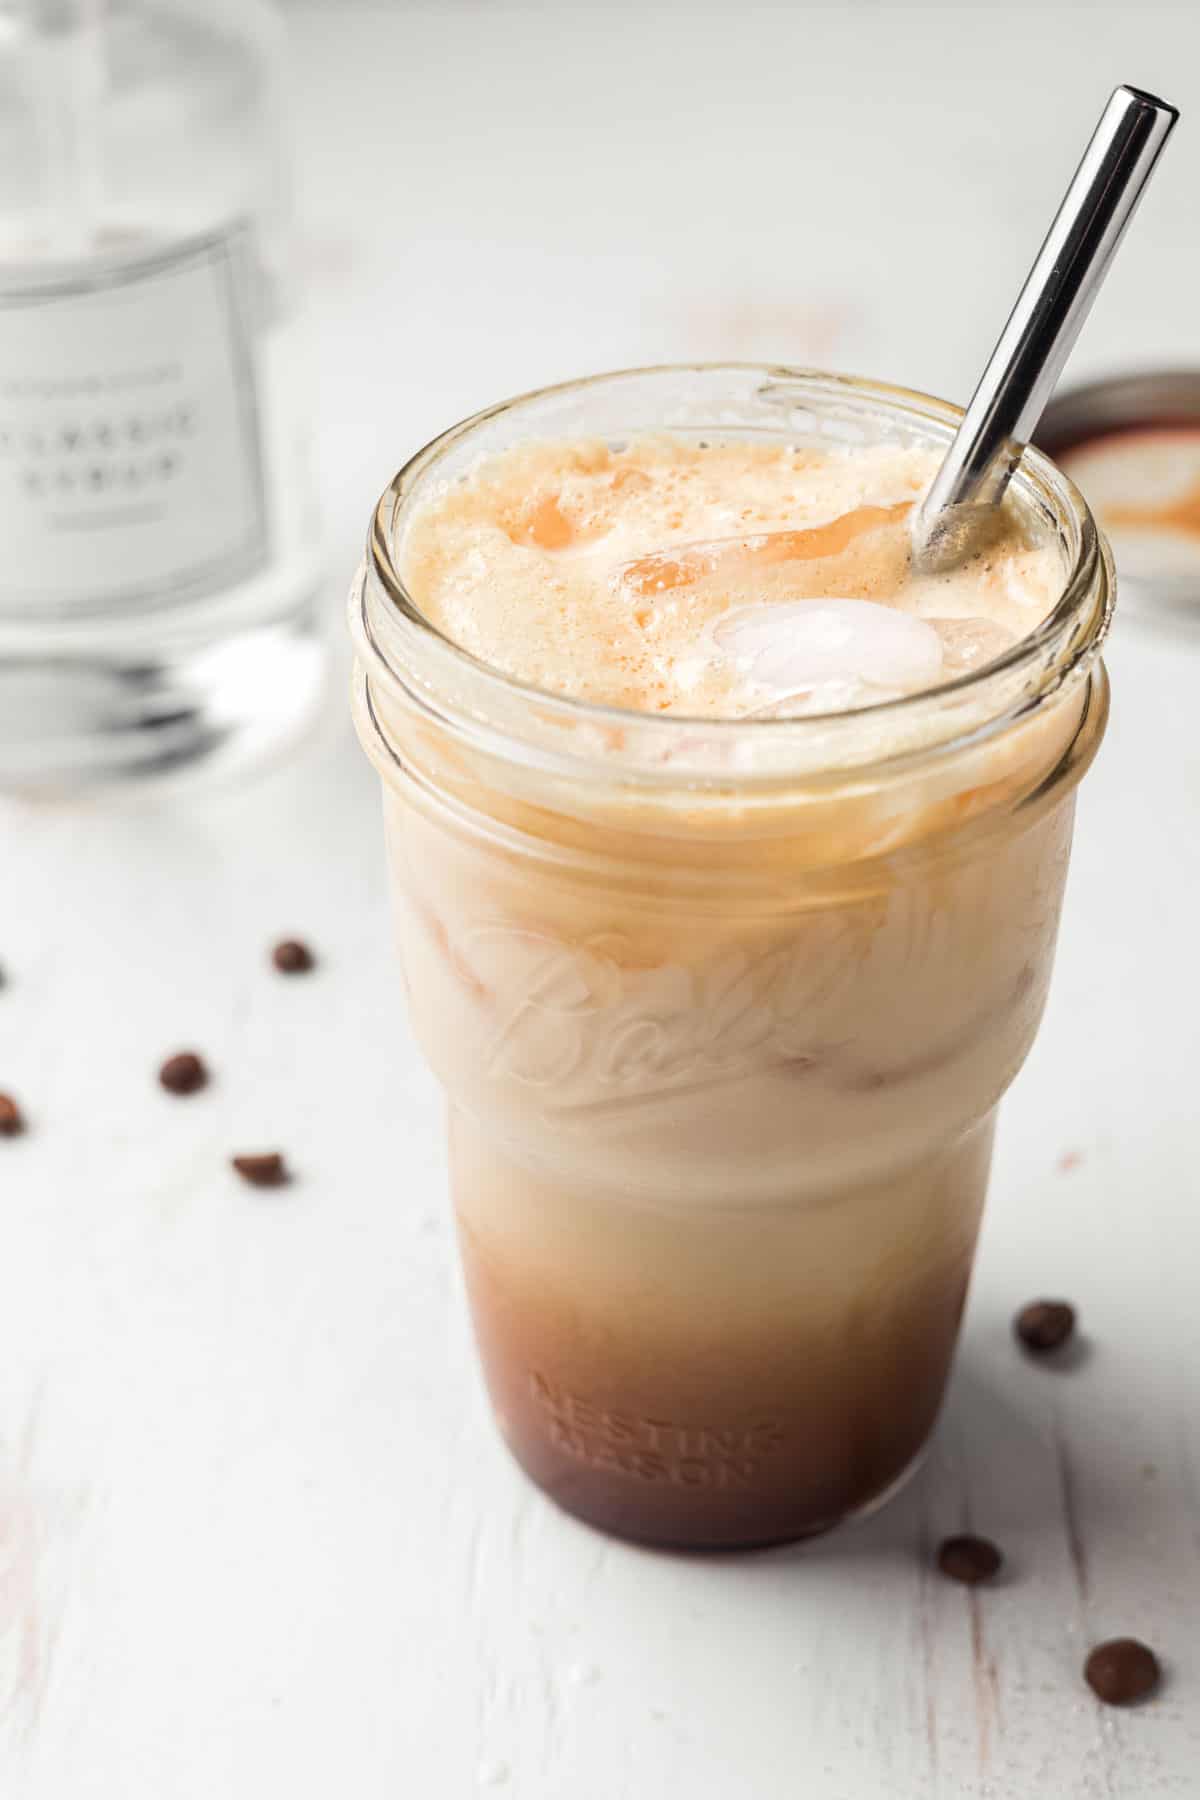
1037,370,1200,617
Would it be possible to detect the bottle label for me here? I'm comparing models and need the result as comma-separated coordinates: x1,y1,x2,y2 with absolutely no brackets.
0,225,269,614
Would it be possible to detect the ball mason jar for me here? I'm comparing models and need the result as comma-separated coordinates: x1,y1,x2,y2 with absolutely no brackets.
351,365,1111,1549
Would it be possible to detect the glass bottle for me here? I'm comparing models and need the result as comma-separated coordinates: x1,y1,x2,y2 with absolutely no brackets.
0,0,324,791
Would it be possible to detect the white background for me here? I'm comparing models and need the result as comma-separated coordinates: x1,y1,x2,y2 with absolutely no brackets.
3,4,1200,1795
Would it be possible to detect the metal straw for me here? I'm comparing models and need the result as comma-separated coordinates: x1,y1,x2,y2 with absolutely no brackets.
912,84,1179,573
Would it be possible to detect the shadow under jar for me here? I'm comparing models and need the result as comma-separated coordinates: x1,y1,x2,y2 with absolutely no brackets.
351,365,1112,1550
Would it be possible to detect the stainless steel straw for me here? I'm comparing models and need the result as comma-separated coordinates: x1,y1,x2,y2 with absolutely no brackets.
912,85,1179,573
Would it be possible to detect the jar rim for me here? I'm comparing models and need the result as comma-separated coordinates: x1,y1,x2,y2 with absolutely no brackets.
353,363,1112,789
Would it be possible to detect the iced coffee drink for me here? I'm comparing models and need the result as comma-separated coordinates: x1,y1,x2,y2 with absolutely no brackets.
351,367,1111,1548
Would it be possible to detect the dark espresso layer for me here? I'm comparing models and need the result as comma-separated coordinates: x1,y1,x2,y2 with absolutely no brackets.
453,1119,992,1548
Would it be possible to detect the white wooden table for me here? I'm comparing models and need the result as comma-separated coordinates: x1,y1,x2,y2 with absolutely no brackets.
3,5,1200,1794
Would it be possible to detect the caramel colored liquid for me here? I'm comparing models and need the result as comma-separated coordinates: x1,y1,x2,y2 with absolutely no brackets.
1107,474,1200,537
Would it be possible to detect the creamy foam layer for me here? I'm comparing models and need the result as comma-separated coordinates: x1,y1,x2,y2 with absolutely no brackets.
401,438,1064,718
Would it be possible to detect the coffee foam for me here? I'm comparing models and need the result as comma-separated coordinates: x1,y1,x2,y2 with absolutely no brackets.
400,438,1063,719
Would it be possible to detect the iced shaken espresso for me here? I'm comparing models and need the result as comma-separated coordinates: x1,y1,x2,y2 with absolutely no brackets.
351,367,1111,1548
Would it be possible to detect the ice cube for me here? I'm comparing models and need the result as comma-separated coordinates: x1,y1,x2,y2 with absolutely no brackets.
745,680,873,719
715,598,945,695
931,616,1017,675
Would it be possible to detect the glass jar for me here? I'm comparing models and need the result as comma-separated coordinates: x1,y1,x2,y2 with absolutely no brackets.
351,365,1111,1548
0,0,323,792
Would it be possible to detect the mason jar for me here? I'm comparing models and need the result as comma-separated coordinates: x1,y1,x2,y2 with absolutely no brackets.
351,364,1111,1549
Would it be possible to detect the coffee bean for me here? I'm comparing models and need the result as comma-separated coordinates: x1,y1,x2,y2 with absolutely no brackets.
0,1092,25,1136
1015,1299,1076,1353
159,1051,209,1096
936,1535,1003,1585
1084,1638,1161,1706
231,1152,289,1188
271,938,315,975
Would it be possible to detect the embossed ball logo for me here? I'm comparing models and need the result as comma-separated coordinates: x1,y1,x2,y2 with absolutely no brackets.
463,924,867,1103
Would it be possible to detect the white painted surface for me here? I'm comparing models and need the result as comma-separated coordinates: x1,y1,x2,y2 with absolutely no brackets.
3,4,1200,1794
